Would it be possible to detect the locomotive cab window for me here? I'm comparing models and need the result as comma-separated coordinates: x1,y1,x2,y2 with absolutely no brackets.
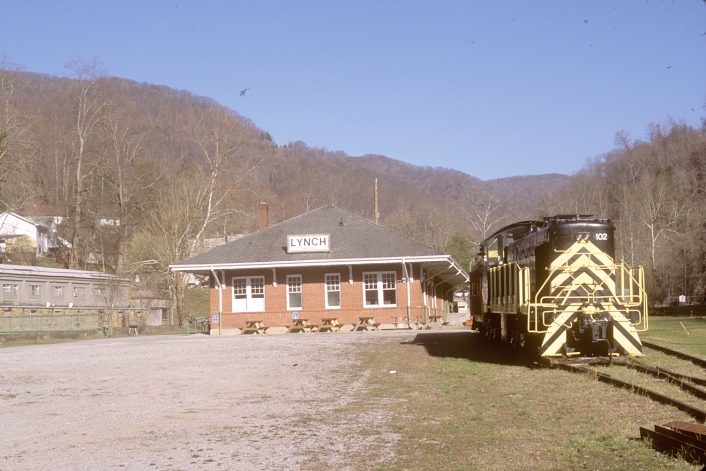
487,238,499,266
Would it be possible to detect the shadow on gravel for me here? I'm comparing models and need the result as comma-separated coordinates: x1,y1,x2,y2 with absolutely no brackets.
404,331,537,367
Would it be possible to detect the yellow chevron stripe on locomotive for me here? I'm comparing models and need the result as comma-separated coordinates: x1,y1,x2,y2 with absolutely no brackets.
532,239,647,358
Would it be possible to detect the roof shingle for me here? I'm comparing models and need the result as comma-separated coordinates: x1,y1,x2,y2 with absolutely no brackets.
174,206,442,267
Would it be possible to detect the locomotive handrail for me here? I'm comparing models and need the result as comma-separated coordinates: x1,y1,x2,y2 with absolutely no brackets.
617,261,648,331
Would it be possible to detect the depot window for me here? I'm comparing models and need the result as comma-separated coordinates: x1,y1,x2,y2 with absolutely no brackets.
232,276,265,312
363,272,396,307
325,273,341,309
287,275,302,310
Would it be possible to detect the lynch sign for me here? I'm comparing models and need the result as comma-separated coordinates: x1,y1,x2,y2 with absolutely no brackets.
287,234,330,253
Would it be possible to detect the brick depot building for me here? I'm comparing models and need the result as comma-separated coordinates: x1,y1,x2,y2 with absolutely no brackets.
170,205,469,334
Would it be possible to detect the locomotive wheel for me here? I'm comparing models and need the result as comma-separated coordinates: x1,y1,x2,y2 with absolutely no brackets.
485,325,494,342
483,315,493,342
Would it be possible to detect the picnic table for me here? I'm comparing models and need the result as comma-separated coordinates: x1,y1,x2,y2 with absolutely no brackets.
241,320,267,335
287,318,317,333
318,317,340,332
353,316,380,332
424,314,447,329
391,315,420,330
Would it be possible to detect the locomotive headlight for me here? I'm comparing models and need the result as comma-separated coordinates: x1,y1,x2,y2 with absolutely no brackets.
576,233,590,242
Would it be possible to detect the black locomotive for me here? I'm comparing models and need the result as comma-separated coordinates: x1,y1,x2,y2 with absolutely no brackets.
469,215,647,361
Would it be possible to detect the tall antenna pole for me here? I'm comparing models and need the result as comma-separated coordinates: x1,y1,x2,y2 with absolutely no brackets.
374,178,379,225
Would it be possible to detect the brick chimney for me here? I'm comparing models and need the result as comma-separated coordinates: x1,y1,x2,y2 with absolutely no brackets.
258,202,269,231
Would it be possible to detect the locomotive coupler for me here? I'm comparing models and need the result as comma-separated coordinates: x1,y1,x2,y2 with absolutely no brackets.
566,310,615,357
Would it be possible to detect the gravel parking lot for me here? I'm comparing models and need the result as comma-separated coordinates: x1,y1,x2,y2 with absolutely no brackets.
0,331,416,471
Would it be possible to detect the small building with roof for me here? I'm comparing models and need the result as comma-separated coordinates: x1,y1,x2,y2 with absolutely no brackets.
170,205,469,334
0,264,173,337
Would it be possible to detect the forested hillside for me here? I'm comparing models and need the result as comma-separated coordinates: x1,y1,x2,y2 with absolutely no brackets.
2,59,702,315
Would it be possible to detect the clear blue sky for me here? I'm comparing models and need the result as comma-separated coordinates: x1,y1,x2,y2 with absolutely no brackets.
2,0,705,180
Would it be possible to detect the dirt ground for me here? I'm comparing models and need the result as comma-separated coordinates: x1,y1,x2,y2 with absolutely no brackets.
0,331,419,471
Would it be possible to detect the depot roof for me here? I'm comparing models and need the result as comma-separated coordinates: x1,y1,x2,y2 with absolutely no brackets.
170,206,468,285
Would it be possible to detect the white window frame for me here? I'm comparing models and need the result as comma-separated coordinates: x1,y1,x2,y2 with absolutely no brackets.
232,276,266,312
324,273,341,309
363,271,397,308
286,275,302,310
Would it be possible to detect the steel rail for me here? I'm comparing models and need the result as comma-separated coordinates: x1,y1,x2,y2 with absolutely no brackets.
642,340,706,368
626,360,706,387
619,362,706,400
557,363,706,422
640,423,706,465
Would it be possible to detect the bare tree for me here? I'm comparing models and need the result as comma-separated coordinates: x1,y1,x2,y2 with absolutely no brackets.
384,202,456,251
294,169,322,212
0,55,35,211
130,167,208,327
130,105,266,326
64,56,109,269
185,105,263,255
459,186,512,245
98,104,149,272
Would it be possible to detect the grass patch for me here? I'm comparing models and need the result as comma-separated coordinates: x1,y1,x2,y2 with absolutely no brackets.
0,324,191,349
359,331,700,470
643,316,706,358
0,337,82,349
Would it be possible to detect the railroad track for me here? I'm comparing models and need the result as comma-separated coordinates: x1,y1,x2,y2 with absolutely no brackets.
641,340,706,368
554,341,706,418
556,363,706,422
556,342,706,464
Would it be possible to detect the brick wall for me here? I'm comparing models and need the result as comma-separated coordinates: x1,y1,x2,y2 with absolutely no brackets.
207,263,449,330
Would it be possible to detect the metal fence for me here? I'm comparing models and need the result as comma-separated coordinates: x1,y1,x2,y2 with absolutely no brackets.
0,311,111,335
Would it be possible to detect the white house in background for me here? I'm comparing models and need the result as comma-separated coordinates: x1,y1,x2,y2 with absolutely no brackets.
0,213,39,255
0,212,37,238
0,212,65,256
